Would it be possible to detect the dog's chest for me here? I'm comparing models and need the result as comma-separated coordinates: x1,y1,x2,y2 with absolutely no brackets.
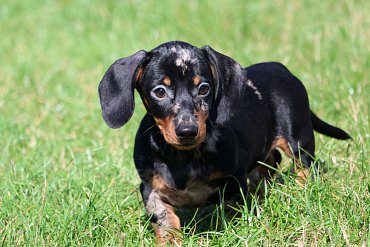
152,167,221,208
163,180,218,208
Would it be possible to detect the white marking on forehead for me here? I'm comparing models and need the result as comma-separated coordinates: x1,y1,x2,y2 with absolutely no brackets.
170,47,198,75
246,79,263,100
176,49,192,64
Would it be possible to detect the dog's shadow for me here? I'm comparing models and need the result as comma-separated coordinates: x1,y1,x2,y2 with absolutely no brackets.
176,205,228,234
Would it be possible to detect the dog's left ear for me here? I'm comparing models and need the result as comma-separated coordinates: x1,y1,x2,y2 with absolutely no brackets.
98,50,148,129
202,45,246,126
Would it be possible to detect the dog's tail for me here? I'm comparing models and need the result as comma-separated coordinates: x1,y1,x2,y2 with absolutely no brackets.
311,111,352,140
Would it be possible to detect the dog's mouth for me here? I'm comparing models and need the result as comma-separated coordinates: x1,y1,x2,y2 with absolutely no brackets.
172,143,199,150
171,136,206,150
162,130,206,151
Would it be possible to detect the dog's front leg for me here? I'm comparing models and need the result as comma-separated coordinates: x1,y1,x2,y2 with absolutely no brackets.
142,184,181,245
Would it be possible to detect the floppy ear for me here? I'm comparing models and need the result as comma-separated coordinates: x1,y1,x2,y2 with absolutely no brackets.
98,50,147,128
202,45,247,126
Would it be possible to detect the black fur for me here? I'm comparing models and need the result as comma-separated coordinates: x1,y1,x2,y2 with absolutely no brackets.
98,41,351,244
98,50,147,128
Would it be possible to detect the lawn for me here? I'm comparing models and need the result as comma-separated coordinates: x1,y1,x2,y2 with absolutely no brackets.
0,0,369,246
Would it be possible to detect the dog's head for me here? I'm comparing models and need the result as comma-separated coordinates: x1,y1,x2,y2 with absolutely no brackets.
99,41,246,150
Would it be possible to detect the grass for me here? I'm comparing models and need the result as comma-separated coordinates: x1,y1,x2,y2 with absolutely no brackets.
0,0,369,245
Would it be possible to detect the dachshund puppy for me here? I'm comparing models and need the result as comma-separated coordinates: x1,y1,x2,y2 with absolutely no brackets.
98,41,351,244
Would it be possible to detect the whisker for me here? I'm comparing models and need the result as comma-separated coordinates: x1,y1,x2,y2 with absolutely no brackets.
151,130,162,138
137,124,157,138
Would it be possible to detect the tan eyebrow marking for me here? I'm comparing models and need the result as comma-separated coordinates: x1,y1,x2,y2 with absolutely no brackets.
163,76,171,86
193,75,201,86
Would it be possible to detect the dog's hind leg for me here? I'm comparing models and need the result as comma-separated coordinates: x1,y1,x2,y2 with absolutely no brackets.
247,149,282,194
272,130,316,183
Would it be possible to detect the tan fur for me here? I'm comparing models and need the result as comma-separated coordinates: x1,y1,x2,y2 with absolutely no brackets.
154,116,179,146
153,105,209,151
210,64,217,81
163,76,172,86
271,136,310,184
146,189,181,245
151,174,217,208
192,75,201,86
135,67,144,85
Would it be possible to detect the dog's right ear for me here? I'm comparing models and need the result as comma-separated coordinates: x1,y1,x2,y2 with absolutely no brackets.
98,50,148,128
202,45,247,126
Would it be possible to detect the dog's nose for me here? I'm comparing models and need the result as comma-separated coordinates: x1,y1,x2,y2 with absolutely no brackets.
175,125,198,141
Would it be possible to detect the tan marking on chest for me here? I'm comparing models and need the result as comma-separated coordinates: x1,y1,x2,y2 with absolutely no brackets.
151,175,218,208
208,170,224,180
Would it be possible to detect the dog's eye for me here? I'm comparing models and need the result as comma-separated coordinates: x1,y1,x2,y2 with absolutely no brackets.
198,83,210,96
151,86,167,100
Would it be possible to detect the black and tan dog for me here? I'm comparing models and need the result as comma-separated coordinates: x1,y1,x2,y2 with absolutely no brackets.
98,41,350,244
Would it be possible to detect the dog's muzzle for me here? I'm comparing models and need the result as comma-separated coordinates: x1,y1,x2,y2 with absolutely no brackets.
174,114,199,142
